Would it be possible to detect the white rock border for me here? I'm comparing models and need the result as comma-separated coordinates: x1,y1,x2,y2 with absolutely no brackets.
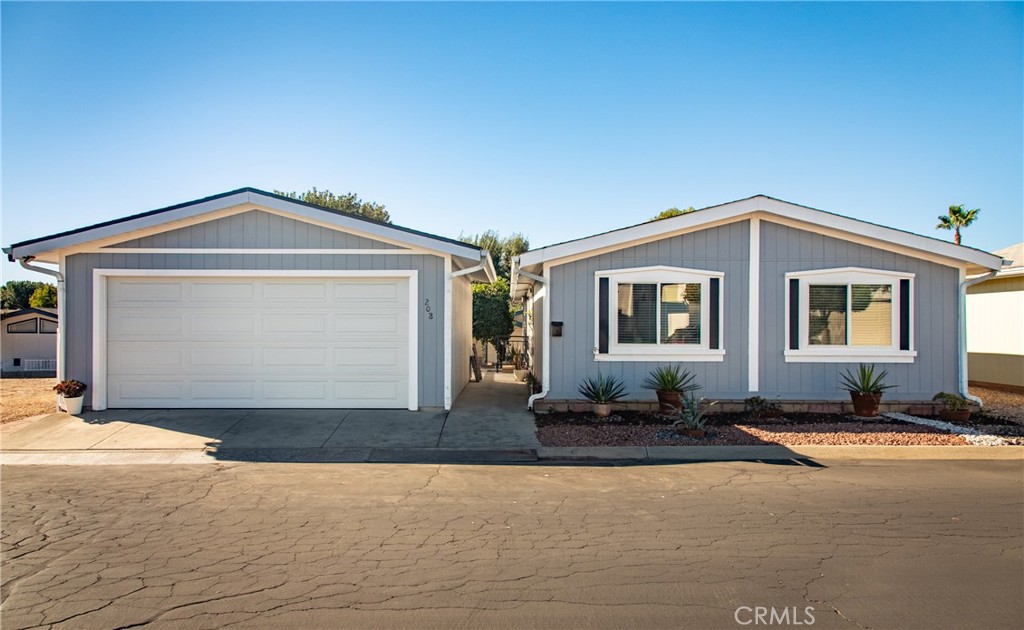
883,412,1007,446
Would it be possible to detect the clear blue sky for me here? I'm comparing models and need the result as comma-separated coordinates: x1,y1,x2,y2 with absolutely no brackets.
3,1,1021,282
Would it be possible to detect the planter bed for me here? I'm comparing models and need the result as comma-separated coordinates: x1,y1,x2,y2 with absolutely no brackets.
534,411,1024,447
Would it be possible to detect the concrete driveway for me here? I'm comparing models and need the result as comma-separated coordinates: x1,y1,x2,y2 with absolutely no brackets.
0,372,540,453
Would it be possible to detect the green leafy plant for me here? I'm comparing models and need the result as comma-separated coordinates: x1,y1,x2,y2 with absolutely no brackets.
933,392,969,411
673,394,718,430
744,396,781,419
838,364,896,395
53,380,87,398
641,365,700,393
577,374,627,404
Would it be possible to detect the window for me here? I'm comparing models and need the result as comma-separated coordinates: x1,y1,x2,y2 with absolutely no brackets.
40,319,58,334
6,319,38,334
786,268,914,363
596,266,724,361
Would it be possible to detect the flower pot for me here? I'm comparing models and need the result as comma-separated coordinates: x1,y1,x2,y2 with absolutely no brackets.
593,403,612,418
676,427,707,438
849,392,882,417
61,395,84,415
656,390,683,415
939,409,971,423
513,369,528,382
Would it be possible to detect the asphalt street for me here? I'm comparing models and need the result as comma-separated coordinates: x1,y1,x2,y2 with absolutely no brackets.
2,459,1022,629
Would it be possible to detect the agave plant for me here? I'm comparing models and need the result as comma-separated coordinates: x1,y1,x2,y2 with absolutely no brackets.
577,374,628,404
641,365,700,393
673,394,718,430
838,364,896,394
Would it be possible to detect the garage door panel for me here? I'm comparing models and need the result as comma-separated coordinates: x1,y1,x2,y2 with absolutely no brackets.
106,276,412,408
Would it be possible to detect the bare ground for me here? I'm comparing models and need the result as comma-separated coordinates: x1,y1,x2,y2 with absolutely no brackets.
0,378,55,425
970,385,1024,424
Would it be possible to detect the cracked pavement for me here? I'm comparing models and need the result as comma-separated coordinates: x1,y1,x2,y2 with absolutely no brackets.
2,460,1022,629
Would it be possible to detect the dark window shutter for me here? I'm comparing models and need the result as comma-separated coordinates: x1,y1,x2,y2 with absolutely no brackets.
789,278,800,350
709,278,721,349
899,279,910,351
598,277,609,354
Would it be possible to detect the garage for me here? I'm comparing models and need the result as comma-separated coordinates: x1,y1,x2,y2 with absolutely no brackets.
100,273,415,409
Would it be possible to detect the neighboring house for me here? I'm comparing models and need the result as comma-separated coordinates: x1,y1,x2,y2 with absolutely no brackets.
4,188,495,411
511,195,1004,408
1,308,58,376
967,242,1023,391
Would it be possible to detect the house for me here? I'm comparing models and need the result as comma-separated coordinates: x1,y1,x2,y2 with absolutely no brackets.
4,188,495,411
1,307,58,376
511,195,1005,410
967,242,1023,391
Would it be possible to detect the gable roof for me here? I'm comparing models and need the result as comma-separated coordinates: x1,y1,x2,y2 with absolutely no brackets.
515,195,1004,276
4,187,495,280
1,307,58,321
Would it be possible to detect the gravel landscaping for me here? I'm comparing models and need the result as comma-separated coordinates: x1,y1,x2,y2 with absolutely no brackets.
535,409,1023,447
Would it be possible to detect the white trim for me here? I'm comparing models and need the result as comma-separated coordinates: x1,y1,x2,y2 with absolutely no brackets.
517,198,1002,272
89,248,421,256
541,262,552,400
443,255,453,410
57,252,67,382
784,267,915,364
748,217,760,392
90,268,420,412
594,266,725,361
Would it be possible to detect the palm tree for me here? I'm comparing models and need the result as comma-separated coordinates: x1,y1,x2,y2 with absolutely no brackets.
936,204,980,245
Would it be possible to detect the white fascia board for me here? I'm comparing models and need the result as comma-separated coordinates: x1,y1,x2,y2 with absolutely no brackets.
517,196,1003,272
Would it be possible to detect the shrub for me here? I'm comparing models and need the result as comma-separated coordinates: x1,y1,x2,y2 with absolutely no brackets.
577,374,627,404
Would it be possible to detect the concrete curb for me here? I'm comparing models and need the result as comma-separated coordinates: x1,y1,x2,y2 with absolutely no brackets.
1,445,1021,465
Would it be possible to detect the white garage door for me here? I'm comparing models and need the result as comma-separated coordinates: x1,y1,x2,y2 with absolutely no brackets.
105,276,412,409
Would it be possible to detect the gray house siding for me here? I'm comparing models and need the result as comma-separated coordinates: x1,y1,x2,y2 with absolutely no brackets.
65,215,448,408
450,274,473,402
547,221,750,400
759,221,960,400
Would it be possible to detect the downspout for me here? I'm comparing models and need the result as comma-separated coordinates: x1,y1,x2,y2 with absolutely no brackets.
18,256,66,382
959,270,998,407
515,264,548,410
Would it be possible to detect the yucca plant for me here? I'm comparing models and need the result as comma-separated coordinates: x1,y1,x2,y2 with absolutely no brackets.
577,374,627,404
641,365,700,393
838,364,896,394
673,394,718,431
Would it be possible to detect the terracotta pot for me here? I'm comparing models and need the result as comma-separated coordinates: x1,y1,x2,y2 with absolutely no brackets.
676,427,707,438
593,403,612,418
849,392,882,417
656,390,683,415
939,409,971,423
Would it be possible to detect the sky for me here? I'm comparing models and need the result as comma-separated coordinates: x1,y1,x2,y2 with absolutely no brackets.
2,1,1022,283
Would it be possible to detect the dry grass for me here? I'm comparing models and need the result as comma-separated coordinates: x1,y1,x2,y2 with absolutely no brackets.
1,378,56,424
970,386,1024,424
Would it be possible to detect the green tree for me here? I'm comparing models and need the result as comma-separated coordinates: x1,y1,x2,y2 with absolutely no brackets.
472,277,514,365
274,187,391,223
1,281,51,310
459,231,530,279
936,204,980,245
650,207,695,221
28,284,58,308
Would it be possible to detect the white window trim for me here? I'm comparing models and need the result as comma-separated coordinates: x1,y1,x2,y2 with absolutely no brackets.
785,267,916,363
594,265,725,362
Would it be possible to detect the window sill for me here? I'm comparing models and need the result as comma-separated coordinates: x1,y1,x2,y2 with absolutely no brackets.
784,350,917,364
595,350,726,363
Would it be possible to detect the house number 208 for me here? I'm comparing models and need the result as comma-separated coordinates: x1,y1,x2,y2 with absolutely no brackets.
424,299,433,319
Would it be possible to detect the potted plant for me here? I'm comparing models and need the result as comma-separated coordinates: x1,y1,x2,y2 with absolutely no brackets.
53,379,88,415
673,393,718,438
642,365,700,414
510,348,528,382
838,364,895,417
577,374,627,418
933,392,972,422
744,396,783,420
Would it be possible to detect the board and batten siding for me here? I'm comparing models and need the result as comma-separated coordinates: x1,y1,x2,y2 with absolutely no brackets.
547,221,750,400
759,221,960,400
450,274,473,401
64,213,448,408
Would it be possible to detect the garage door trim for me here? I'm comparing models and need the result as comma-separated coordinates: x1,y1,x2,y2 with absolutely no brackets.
92,269,419,411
